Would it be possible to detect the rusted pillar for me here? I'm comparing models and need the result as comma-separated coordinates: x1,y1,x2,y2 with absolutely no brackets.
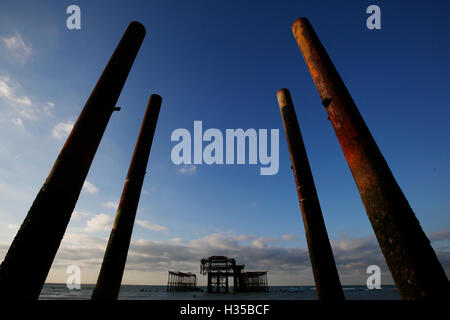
277,88,344,300
92,94,162,300
291,17,449,299
0,21,146,300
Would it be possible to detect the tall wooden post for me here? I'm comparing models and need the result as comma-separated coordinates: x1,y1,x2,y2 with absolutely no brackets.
291,17,449,299
0,21,146,300
92,94,162,300
277,88,344,300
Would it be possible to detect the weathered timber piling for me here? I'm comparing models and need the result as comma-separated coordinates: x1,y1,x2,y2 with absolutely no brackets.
277,89,344,300
291,17,449,299
0,21,146,300
92,94,162,300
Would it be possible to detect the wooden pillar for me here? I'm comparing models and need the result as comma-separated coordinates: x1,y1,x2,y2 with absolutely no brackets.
92,94,162,300
0,22,146,300
277,88,344,300
291,17,449,299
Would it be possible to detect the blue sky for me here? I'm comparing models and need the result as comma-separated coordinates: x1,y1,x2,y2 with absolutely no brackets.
0,0,449,287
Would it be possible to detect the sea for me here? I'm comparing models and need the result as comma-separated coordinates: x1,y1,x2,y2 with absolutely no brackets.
39,284,400,300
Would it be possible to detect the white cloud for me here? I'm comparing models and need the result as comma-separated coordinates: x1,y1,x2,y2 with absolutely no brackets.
82,180,98,194
1,32,32,63
0,75,55,127
104,201,119,210
0,75,31,107
43,101,55,117
84,213,113,233
281,234,296,241
429,229,450,242
52,121,74,140
246,234,297,248
179,165,197,175
331,236,373,252
0,182,34,203
190,232,244,250
72,210,92,221
61,232,107,249
136,220,167,232
169,238,184,244
251,239,266,249
234,234,253,241
6,224,20,236
11,118,23,128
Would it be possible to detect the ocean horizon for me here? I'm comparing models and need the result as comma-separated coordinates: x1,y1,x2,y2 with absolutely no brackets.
39,284,401,300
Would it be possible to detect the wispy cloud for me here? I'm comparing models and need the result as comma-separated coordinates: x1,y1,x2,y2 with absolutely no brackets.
6,224,20,236
72,210,93,221
84,213,113,233
104,201,119,210
82,180,98,194
7,224,19,230
11,118,24,129
169,237,184,244
0,73,58,133
1,32,32,63
233,234,253,241
0,75,31,107
136,220,167,232
429,229,450,242
251,238,268,249
61,232,107,250
0,182,34,203
43,101,55,117
179,165,197,175
0,74,55,129
281,234,296,241
251,234,296,248
52,121,74,139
